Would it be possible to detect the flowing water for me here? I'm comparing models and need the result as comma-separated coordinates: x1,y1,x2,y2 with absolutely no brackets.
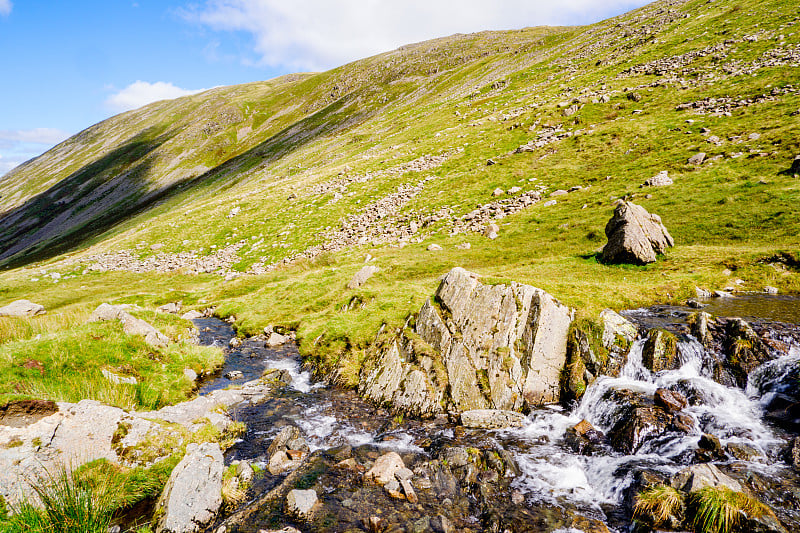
194,312,800,532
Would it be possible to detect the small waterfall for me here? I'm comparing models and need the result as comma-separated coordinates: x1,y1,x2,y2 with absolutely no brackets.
510,334,793,509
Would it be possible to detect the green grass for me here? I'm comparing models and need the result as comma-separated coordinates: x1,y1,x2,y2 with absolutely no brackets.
634,484,686,527
0,458,176,533
690,486,772,533
0,0,798,395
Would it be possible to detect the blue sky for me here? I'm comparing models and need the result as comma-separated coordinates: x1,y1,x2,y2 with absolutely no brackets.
0,0,650,176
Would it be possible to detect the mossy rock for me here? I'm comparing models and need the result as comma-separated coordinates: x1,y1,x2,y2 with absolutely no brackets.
642,329,678,373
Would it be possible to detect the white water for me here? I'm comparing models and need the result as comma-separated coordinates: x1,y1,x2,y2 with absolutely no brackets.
507,336,794,510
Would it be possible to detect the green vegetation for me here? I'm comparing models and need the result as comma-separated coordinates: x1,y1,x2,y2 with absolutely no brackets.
634,484,685,528
690,486,771,533
0,458,176,533
0,0,798,404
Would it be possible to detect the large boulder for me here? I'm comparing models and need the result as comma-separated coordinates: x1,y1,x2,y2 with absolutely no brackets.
155,442,224,533
0,299,45,317
601,202,674,265
90,303,168,347
360,267,573,416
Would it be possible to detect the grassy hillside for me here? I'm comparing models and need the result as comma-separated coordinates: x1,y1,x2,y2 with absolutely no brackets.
1,0,799,400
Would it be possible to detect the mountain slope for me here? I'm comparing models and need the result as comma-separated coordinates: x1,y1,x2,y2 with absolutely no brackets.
0,0,798,379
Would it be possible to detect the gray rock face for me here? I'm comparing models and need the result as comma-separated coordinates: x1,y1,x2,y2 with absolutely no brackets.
0,299,46,317
347,265,379,289
601,202,674,265
155,442,223,533
600,309,637,349
671,463,742,493
688,152,706,165
361,268,573,416
461,409,526,428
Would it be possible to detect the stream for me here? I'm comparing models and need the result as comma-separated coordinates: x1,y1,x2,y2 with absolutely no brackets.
192,297,800,533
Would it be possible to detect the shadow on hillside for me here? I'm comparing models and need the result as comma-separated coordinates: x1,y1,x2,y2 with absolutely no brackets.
0,90,379,270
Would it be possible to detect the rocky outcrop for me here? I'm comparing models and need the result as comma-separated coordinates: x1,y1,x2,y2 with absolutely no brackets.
0,299,46,317
601,202,674,265
90,303,168,347
360,268,573,416
155,442,224,533
642,329,678,373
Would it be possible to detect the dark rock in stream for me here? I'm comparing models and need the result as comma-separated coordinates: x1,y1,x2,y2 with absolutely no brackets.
605,389,693,454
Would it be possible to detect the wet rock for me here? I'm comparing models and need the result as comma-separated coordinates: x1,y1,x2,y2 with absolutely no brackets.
155,442,224,533
671,463,742,493
790,437,800,472
361,267,573,415
642,329,678,372
654,388,687,413
690,311,714,345
600,308,637,350
564,419,606,455
726,442,762,461
348,265,380,289
695,433,726,462
267,426,308,458
460,409,525,428
723,318,772,388
605,390,690,454
601,201,673,265
286,489,317,520
266,332,288,347
224,370,243,380
0,299,45,317
229,337,242,348
364,451,405,485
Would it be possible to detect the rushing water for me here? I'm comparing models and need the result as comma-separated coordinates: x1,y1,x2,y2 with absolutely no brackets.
194,316,800,531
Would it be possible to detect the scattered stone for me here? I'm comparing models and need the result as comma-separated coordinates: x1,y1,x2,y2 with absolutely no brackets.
642,170,673,187
268,451,296,475
183,368,198,382
155,442,224,533
492,188,504,196
601,202,673,265
695,287,712,298
550,189,568,197
229,337,242,348
286,489,317,520
543,199,557,207
225,371,244,380
89,303,133,322
347,265,380,289
181,310,204,320
714,290,733,298
508,186,522,194
427,244,443,251
460,409,526,429
764,286,779,294
0,300,46,317
455,243,471,250
688,152,706,165
483,222,500,239
400,478,418,503
486,158,496,166
158,302,182,314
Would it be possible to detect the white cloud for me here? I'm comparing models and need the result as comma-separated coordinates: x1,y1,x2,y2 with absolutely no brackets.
182,0,649,71
0,0,11,17
0,128,70,145
105,81,208,112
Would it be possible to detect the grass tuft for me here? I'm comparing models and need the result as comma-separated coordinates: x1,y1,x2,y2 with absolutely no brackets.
634,484,685,527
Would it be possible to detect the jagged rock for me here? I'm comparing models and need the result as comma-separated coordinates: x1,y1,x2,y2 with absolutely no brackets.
268,451,297,475
671,463,742,493
688,152,706,165
347,265,379,289
690,311,714,345
0,299,45,317
605,390,692,454
642,170,673,187
364,452,405,485
286,489,317,520
642,329,678,373
564,419,606,455
654,388,687,413
460,409,526,428
155,442,223,533
722,318,772,388
361,268,573,416
601,202,673,265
